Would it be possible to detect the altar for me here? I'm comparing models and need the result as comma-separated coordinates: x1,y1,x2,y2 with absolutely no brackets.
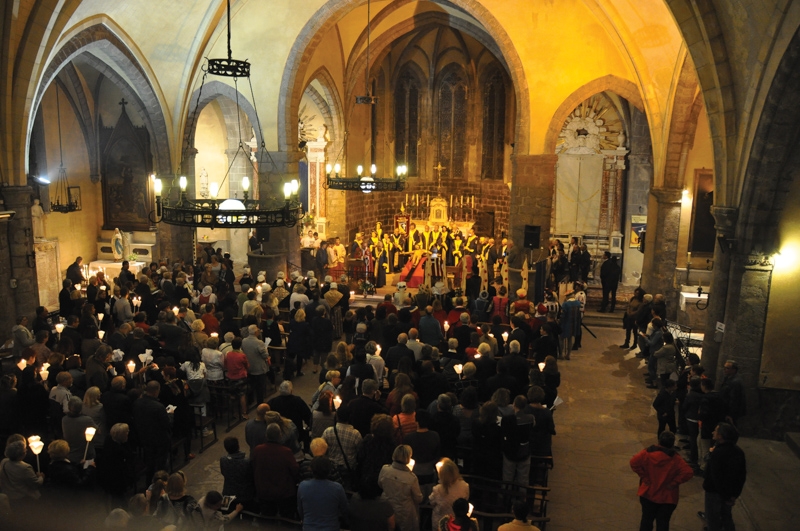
88,260,147,281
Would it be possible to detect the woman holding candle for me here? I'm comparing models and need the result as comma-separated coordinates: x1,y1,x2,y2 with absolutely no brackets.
45,439,95,490
378,444,423,531
0,436,44,506
429,458,470,527
61,396,98,463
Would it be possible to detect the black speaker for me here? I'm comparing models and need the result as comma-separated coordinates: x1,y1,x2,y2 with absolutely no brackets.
256,227,270,243
524,225,541,249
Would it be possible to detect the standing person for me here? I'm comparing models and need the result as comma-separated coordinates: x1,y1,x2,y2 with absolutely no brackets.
599,252,621,312
311,306,334,375
720,360,746,426
621,288,645,349
630,431,694,531
252,424,300,518
378,445,423,531
700,423,747,531
498,500,542,531
242,324,270,406
66,256,86,286
297,456,349,531
133,381,172,481
653,379,678,436
501,395,535,485
429,458,470,526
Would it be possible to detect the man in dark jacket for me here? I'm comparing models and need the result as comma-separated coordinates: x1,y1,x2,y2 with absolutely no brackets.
599,252,621,312
700,422,746,531
66,256,85,286
133,380,171,481
346,379,387,437
101,376,134,430
385,333,414,372
720,360,746,425
697,378,727,472
269,380,312,447
630,431,694,531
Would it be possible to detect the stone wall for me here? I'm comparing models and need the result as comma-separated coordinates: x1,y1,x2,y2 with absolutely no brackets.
344,179,511,240
509,154,556,248
622,107,652,284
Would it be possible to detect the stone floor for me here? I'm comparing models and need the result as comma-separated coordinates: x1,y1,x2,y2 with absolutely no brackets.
174,326,799,531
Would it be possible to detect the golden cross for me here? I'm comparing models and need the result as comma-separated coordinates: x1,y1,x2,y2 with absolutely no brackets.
434,161,446,194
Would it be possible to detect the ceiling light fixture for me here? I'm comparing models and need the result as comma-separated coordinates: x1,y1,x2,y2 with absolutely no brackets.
152,0,303,229
50,83,81,213
325,0,407,194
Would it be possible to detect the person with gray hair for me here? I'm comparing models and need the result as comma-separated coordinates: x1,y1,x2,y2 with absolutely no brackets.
61,396,98,463
348,378,387,437
268,380,312,449
0,437,44,503
242,324,271,405
407,328,424,360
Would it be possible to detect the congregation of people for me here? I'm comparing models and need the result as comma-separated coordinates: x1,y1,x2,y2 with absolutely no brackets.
0,236,748,531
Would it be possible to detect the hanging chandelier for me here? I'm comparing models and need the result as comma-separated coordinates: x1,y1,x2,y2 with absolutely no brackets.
152,0,303,229
50,83,81,213
324,0,408,194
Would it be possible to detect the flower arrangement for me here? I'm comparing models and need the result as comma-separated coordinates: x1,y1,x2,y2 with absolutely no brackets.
359,279,375,295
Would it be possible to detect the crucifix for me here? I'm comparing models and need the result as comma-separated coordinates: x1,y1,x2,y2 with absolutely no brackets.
434,161,446,195
119,98,128,109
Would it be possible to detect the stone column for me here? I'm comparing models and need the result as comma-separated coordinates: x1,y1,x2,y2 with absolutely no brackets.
509,154,557,246
699,206,738,381
247,150,304,276
713,251,771,435
306,140,328,239
2,187,40,320
0,199,18,342
641,187,682,319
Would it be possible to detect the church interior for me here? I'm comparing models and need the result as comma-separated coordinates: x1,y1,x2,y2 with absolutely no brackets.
1,0,800,527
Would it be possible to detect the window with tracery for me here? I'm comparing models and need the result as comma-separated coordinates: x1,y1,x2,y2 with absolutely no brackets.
437,69,467,179
482,70,506,180
394,71,420,176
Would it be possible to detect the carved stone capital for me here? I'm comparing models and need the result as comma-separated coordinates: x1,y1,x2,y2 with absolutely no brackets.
650,187,683,203
711,206,738,237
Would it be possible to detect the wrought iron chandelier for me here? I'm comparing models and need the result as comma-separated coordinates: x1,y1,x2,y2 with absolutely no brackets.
325,0,408,194
50,83,81,213
152,0,303,229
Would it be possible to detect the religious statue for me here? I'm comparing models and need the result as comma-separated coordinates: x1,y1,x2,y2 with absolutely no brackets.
31,199,46,240
112,228,124,261
199,168,209,198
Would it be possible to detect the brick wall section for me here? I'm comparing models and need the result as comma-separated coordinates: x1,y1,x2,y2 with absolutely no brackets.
343,179,510,240
509,154,557,247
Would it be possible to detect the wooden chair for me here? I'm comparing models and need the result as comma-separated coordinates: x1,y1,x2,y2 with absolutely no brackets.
461,474,550,529
192,404,218,453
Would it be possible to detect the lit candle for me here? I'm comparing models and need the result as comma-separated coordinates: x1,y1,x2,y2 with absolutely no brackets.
474,353,482,359
83,427,97,461
127,360,136,374
538,362,546,372
450,195,453,207
687,251,692,266
333,395,343,410
406,193,409,204
55,323,64,335
407,458,415,471
502,331,509,342
172,306,179,316
28,436,44,472
460,196,463,207
436,461,444,473
443,321,450,332
350,291,355,301
97,313,104,323
211,332,219,338
427,194,430,204
472,195,474,209
98,330,105,340
454,364,463,375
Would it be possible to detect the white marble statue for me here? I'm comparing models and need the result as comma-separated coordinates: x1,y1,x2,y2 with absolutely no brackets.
112,228,124,261
31,199,46,240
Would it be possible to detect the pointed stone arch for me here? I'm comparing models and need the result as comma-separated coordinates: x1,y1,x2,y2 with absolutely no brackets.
278,0,531,156
33,23,172,174
544,75,645,154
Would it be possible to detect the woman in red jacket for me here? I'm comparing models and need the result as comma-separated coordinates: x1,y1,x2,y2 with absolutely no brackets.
630,431,694,531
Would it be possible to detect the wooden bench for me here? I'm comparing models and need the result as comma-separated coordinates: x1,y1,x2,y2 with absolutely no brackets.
461,474,550,528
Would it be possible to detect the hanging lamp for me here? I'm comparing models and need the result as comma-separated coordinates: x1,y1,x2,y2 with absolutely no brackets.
152,0,303,229
325,0,408,193
50,83,81,213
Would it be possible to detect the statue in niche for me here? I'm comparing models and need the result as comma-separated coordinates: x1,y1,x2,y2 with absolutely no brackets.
31,199,46,240
199,168,209,198
112,228,124,261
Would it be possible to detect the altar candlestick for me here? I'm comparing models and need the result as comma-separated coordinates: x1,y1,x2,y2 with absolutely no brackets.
406,193,408,204
427,194,430,205
471,195,474,209
450,195,453,207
